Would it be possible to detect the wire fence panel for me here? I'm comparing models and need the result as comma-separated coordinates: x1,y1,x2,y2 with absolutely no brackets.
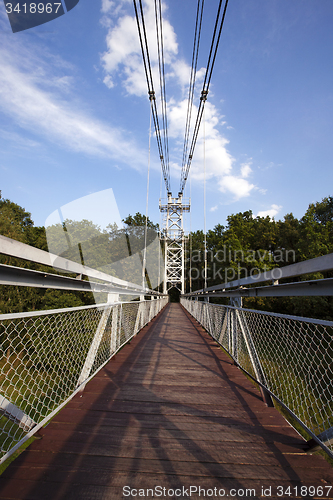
181,298,333,457
0,297,168,464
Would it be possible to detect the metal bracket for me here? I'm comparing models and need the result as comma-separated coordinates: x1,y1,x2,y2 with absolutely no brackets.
307,426,333,452
0,395,36,432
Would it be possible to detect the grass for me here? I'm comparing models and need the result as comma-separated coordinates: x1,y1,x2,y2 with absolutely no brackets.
0,302,151,474
0,436,36,476
218,350,333,468
200,314,333,469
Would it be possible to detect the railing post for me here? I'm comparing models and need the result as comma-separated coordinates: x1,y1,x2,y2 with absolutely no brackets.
231,308,238,364
206,301,214,336
149,296,154,322
76,303,113,390
110,305,118,352
218,307,229,347
236,309,274,407
134,300,143,334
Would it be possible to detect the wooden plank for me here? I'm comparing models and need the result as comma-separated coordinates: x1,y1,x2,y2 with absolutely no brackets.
3,458,333,482
5,446,317,469
0,303,332,500
53,408,290,426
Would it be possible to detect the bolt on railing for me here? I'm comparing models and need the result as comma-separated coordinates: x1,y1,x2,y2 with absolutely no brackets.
181,297,333,459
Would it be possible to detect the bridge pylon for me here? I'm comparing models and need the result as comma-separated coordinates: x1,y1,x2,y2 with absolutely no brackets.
159,192,190,294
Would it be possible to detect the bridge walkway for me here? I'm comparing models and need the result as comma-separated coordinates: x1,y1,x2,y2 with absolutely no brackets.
0,303,332,499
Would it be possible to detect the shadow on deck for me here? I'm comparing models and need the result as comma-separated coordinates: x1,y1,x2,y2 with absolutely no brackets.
0,303,332,499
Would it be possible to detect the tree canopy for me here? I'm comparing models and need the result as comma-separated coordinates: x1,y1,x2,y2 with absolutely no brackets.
185,196,333,320
1,195,333,319
0,198,94,313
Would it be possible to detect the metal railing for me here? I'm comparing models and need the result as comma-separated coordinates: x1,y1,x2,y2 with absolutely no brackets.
0,297,168,464
0,234,168,464
181,297,333,458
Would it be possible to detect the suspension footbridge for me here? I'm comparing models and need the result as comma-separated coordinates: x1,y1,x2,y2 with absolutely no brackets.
1,0,333,497
1,303,333,499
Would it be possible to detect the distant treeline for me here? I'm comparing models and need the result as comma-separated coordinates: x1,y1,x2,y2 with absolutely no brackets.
0,196,332,320
0,198,95,313
0,199,158,314
186,196,333,320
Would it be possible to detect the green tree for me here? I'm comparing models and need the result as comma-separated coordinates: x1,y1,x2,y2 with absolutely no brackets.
0,198,94,313
185,197,333,320
122,212,159,231
299,198,333,261
0,198,33,244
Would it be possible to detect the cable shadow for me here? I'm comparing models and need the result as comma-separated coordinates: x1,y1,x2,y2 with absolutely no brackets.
0,303,328,499
181,305,325,491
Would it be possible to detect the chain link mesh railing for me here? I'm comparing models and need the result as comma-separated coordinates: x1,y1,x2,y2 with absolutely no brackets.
0,297,168,464
181,298,333,457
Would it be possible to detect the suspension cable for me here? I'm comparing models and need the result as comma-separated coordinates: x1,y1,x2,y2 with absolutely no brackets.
154,0,170,185
133,0,229,196
179,0,229,195
181,0,204,177
158,158,163,292
203,105,207,290
189,169,192,293
142,104,152,290
133,0,171,193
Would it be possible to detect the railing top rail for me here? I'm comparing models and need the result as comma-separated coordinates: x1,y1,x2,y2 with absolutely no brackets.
0,262,161,296
187,252,333,295
0,297,162,321
184,276,333,299
185,299,333,327
0,235,148,293
0,302,111,321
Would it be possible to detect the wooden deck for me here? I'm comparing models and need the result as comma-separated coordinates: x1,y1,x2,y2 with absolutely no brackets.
0,303,332,499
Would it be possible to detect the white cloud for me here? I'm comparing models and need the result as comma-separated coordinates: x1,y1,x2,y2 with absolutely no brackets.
101,0,114,14
0,40,146,169
216,160,256,200
219,176,255,200
103,75,115,89
240,162,252,178
210,205,218,212
101,0,178,96
258,161,282,171
257,204,282,219
170,60,205,90
100,0,260,200
168,99,234,184
0,129,41,150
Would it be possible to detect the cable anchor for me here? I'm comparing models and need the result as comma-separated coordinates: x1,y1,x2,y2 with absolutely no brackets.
200,90,208,102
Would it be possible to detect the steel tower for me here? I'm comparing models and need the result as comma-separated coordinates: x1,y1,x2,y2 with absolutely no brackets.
159,193,190,294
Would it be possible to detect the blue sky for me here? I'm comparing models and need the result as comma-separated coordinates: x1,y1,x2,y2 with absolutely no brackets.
0,0,333,234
